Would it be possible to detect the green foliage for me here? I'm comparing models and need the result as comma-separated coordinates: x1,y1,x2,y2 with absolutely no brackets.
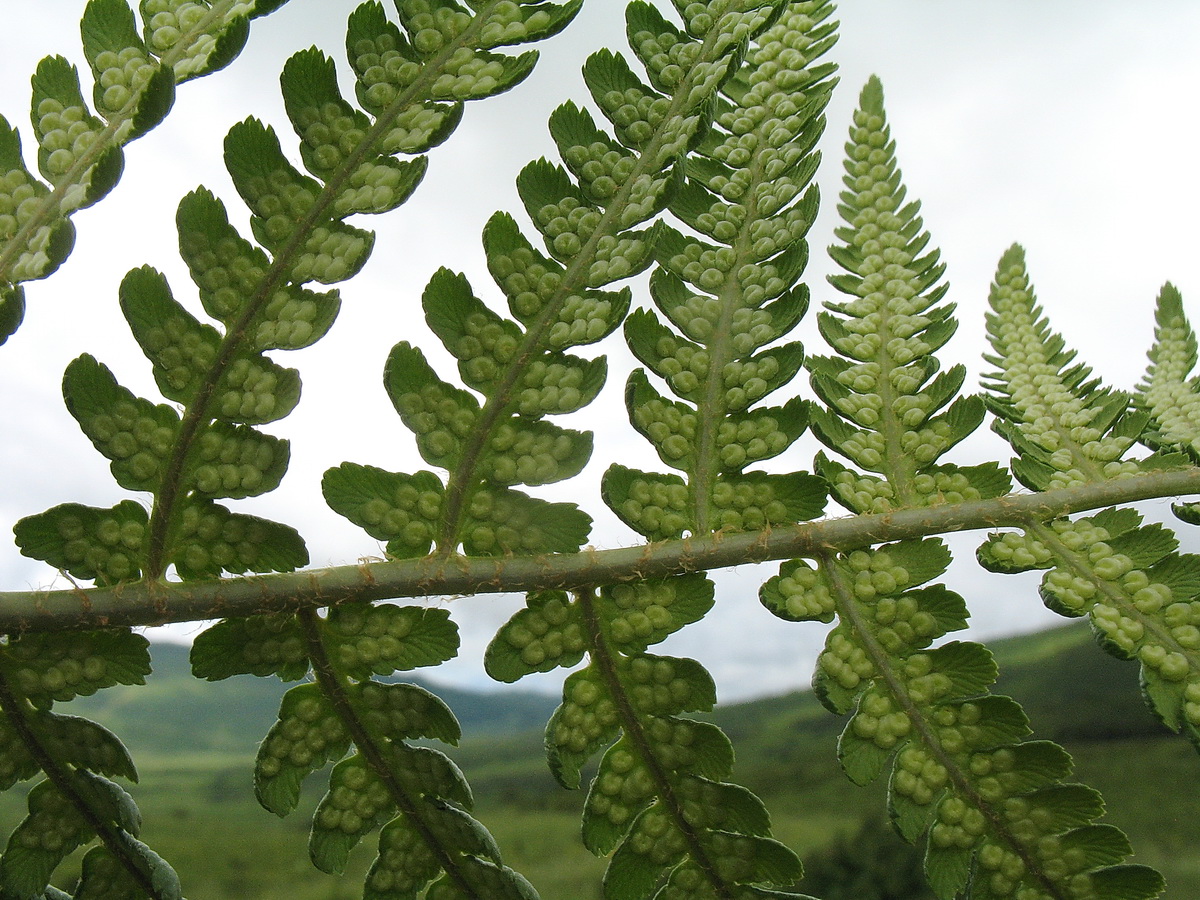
1,2,1199,900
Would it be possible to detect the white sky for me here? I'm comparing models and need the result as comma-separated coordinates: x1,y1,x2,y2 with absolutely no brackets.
2,1,1199,701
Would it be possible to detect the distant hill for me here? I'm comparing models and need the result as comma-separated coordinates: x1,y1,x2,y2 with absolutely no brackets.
70,640,559,756
71,621,1168,760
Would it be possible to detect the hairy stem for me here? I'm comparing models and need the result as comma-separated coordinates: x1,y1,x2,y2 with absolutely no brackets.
4,465,1200,632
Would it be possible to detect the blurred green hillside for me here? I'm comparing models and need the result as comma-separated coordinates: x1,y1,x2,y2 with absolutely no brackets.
1,622,1196,899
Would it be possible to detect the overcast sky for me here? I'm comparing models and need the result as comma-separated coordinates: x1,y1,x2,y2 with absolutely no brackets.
2,1,1199,701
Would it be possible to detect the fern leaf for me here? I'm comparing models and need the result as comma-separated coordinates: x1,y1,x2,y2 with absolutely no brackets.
1137,282,1200,460
190,603,534,897
763,540,1163,900
603,0,835,539
0,0,295,345
328,0,766,559
488,574,807,899
808,75,1008,512
980,250,1200,756
983,245,1153,490
17,0,580,580
0,631,183,899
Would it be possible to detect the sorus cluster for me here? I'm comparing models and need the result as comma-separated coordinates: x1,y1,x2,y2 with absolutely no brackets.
143,0,242,77
708,474,794,529
88,47,155,126
257,688,347,778
181,226,268,323
403,0,547,54
980,529,1055,572
630,25,702,91
482,420,582,486
632,391,697,465
587,741,655,833
0,722,35,788
219,613,308,676
479,1,556,48
682,297,776,349
380,103,452,155
189,424,283,498
561,140,638,208
350,28,421,113
256,288,327,350
429,48,511,102
746,3,828,93
595,85,673,148
293,100,367,178
680,1,774,44
536,190,603,252
355,682,456,743
553,671,619,754
462,486,572,554
620,655,697,717
819,630,876,693
349,475,441,556
139,312,218,397
334,159,416,216
395,382,477,467
33,96,102,181
496,591,587,670
46,505,145,584
10,782,91,856
73,848,142,900
315,756,393,837
171,502,275,576
513,358,593,416
938,791,1115,900
615,472,690,539
239,168,317,244
324,603,422,679
489,240,564,320
216,356,289,422
762,558,835,622
450,309,521,384
601,581,688,648
0,167,57,280
3,634,116,703
290,223,369,284
81,391,175,488
624,804,686,868
366,816,440,896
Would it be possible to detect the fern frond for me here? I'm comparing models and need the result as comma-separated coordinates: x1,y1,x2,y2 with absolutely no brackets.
982,245,1155,491
808,75,1008,513
15,0,578,584
979,250,1200,756
0,630,183,899
487,575,806,899
604,0,835,540
191,603,537,898
326,0,769,559
0,0,293,345
1136,283,1200,460
758,80,1166,900
764,541,1163,900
